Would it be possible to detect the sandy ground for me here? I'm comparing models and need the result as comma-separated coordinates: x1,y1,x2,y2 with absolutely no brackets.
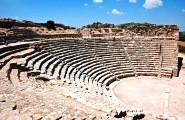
113,52,185,119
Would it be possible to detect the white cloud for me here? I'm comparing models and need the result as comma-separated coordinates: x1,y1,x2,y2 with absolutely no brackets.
14,16,19,20
143,0,163,9
84,3,88,6
182,9,185,13
129,0,137,3
99,6,103,8
93,0,103,3
112,9,124,15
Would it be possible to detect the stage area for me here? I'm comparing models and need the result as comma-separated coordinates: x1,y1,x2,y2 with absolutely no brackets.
113,68,185,119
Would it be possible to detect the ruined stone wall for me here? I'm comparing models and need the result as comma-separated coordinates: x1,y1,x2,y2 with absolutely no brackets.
84,24,179,38
118,23,179,38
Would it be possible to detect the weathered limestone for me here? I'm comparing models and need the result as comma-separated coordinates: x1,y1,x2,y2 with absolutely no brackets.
0,23,179,120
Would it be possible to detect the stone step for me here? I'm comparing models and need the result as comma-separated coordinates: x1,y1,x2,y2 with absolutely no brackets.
20,51,41,67
53,63,64,78
33,54,53,71
40,57,58,74
26,52,49,69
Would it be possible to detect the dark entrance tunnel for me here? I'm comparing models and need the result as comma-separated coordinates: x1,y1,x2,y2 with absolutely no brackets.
178,57,183,77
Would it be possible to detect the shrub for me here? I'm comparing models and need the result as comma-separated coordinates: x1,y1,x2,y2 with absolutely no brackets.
46,20,56,30
179,44,185,53
179,32,185,41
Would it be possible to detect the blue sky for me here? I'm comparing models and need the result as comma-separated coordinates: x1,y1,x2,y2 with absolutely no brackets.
0,0,185,31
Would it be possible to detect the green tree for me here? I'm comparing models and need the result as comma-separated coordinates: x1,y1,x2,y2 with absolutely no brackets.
46,20,56,30
179,32,185,41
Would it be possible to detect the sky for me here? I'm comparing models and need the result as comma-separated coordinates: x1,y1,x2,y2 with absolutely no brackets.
0,0,185,31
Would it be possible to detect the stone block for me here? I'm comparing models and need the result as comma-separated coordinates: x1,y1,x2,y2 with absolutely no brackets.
0,95,6,102
0,102,17,110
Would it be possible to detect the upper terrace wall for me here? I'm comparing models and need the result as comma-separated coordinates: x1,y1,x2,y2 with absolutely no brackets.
82,24,179,40
118,23,179,39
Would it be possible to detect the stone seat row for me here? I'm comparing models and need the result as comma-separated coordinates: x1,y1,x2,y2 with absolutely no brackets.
18,39,135,90
0,42,127,113
16,38,176,90
44,40,130,65
0,43,31,68
107,39,163,77
87,39,161,72
19,51,129,91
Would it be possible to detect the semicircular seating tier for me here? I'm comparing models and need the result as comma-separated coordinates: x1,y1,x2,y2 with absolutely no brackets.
0,37,178,116
17,38,177,92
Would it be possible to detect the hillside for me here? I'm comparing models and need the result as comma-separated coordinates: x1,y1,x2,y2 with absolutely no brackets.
0,18,75,30
0,18,40,28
